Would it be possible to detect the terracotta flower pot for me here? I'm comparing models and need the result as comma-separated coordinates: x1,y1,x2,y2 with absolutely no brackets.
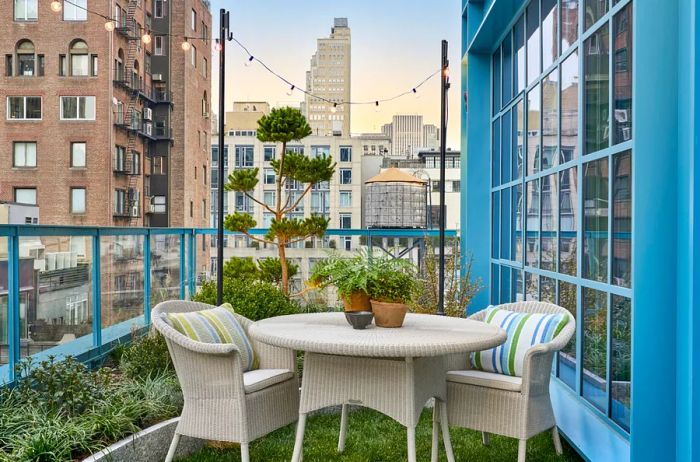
342,291,372,312
371,300,408,328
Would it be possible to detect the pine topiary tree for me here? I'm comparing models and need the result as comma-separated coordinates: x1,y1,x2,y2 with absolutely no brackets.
224,107,336,295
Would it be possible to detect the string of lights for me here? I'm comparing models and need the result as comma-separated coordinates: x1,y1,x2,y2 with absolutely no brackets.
50,0,444,109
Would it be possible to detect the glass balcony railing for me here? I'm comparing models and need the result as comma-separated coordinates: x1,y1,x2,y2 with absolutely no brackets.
0,225,457,384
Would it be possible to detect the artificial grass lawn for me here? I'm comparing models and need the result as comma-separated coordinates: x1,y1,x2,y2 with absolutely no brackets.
178,408,582,462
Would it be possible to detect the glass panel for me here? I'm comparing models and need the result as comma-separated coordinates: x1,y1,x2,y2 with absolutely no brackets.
513,268,524,302
513,17,526,95
613,2,633,144
19,236,93,360
541,173,558,271
514,100,524,179
501,110,512,184
583,158,609,282
540,275,556,303
561,0,580,52
584,23,610,154
557,280,577,389
151,235,180,305
525,272,539,301
612,151,631,287
611,294,631,431
501,189,511,261
542,0,558,70
561,50,579,163
526,180,540,267
0,237,7,370
527,84,541,175
526,0,541,84
491,264,500,305
583,287,607,412
100,235,145,330
183,234,191,300
560,168,578,275
492,119,501,186
513,184,523,262
502,31,513,104
492,192,500,259
585,0,609,30
492,47,501,115
500,265,511,302
542,69,559,169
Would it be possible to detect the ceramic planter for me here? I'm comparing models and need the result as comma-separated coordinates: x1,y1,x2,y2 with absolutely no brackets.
342,291,372,312
371,300,408,328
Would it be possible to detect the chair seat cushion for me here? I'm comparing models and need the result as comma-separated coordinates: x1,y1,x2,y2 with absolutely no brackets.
243,369,294,394
471,306,569,377
165,303,258,371
446,369,522,392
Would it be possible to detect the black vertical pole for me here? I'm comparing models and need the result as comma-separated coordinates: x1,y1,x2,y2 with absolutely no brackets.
216,9,229,305
438,40,449,316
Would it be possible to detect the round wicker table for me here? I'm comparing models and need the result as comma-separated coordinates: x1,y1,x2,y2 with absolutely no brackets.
250,312,506,462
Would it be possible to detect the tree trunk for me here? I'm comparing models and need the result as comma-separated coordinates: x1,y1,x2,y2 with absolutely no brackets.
279,238,289,295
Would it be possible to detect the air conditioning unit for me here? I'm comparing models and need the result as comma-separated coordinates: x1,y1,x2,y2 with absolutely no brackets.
148,203,156,213
143,107,152,120
152,73,163,81
144,122,153,136
614,109,628,123
130,205,140,217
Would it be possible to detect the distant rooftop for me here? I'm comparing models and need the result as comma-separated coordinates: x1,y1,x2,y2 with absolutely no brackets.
334,18,349,28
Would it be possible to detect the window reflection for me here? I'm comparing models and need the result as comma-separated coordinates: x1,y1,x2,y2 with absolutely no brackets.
561,0,580,52
514,100,525,179
613,3,633,144
542,0,558,70
491,264,500,305
513,184,523,263
541,276,556,303
492,192,500,259
584,24,610,154
514,17,526,95
613,151,631,287
585,0,609,30
542,70,559,169
561,51,580,163
542,174,558,271
492,119,501,186
611,295,631,431
493,47,501,115
583,287,608,412
525,272,539,301
526,0,541,84
527,85,541,176
583,158,609,282
513,268,524,302
502,31,513,105
501,189,512,261
501,110,512,184
557,280,578,389
526,180,540,267
559,167,578,275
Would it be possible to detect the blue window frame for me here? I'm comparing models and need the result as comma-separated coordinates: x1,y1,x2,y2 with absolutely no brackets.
339,146,352,162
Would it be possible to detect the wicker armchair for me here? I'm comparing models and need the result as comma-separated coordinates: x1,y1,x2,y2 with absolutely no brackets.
152,301,300,462
444,301,575,462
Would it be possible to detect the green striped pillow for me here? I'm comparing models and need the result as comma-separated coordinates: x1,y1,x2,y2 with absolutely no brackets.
471,306,569,377
165,303,258,371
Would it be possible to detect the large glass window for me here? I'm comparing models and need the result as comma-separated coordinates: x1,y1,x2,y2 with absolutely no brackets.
64,0,87,21
542,70,558,169
513,17,526,95
584,24,610,154
542,0,558,70
502,32,513,105
612,151,631,287
561,0,580,51
611,294,631,431
13,142,36,167
559,167,578,275
7,96,41,120
583,157,608,282
501,110,512,184
585,0,609,30
492,47,501,114
14,187,36,204
70,40,89,76
613,3,632,144
235,145,254,167
527,85,540,175
583,287,607,411
60,96,95,120
526,0,540,84
14,0,37,21
561,51,579,163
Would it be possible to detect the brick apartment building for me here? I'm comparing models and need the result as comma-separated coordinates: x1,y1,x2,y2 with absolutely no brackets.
0,0,211,229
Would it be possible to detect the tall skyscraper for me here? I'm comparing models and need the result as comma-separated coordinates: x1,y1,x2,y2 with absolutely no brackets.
422,124,440,151
390,115,423,157
0,0,211,229
304,18,351,137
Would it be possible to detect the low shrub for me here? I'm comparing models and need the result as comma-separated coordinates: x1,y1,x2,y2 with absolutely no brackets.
119,330,172,380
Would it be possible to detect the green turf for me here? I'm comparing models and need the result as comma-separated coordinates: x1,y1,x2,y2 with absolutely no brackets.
178,408,582,462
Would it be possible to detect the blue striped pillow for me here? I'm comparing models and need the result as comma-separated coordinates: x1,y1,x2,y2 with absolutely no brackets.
471,306,569,377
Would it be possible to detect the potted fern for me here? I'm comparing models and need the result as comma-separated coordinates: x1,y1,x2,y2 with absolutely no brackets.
368,260,418,328
309,252,376,311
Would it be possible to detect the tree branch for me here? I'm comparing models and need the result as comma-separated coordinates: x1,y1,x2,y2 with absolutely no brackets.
244,192,276,215
238,229,276,246
282,183,314,215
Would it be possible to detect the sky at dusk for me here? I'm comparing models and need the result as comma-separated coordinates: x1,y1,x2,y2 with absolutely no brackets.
209,0,463,149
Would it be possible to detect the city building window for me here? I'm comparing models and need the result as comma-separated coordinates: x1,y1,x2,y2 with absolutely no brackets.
342,236,352,251
203,57,207,78
144,52,151,74
114,145,125,172
14,187,36,204
191,46,197,67
130,151,140,174
71,188,86,214
202,23,208,41
69,40,89,76
202,91,208,116
203,165,207,185
263,191,276,208
339,169,352,184
90,54,98,76
13,142,36,167
339,213,352,229
191,8,197,30
339,146,352,162
154,36,165,56
152,156,167,175
235,145,254,167
114,189,126,215
264,146,275,161
288,145,304,154
153,196,166,213
15,40,36,76
7,96,41,120
452,180,461,192
311,145,330,158
60,96,95,120
264,168,276,185
190,201,193,217
202,199,206,218
14,0,37,21
154,0,165,18
339,190,352,207
64,0,87,21
70,142,86,167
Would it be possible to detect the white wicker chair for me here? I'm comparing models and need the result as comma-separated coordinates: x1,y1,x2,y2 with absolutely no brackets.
152,301,300,462
443,301,576,462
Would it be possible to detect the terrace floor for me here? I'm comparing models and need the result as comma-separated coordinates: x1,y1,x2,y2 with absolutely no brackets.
179,408,582,462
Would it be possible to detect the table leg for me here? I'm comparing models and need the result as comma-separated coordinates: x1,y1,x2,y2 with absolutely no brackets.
338,403,349,453
407,426,417,462
291,413,307,462
431,404,439,462
439,400,455,462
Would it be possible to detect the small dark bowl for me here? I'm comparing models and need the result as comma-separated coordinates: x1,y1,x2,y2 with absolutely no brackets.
344,311,374,330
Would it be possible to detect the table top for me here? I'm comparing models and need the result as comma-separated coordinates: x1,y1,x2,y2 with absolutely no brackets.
249,312,506,358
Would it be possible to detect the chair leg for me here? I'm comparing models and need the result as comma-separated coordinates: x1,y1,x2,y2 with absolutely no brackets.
291,413,307,462
552,427,563,455
240,443,250,462
164,433,180,462
407,426,417,462
518,439,527,462
482,432,491,446
338,403,349,453
431,404,439,462
439,400,456,462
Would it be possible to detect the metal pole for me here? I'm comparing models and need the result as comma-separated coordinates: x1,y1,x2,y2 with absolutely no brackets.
438,40,450,316
217,9,231,305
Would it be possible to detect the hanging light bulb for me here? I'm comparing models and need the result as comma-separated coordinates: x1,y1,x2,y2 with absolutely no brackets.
443,67,450,79
181,40,191,51
141,32,152,44
286,85,295,96
213,40,223,52
374,101,380,112
50,1,62,12
104,20,116,32
244,55,254,67
330,103,337,114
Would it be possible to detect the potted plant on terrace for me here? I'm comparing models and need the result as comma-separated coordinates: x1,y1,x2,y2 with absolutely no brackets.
368,260,418,328
309,252,374,311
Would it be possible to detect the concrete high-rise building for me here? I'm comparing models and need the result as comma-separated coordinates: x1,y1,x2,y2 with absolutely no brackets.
390,115,423,157
0,0,211,229
422,124,440,151
304,18,351,137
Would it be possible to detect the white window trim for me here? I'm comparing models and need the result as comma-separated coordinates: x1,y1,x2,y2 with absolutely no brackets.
13,141,37,168
6,96,42,120
60,96,96,121
71,187,86,214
